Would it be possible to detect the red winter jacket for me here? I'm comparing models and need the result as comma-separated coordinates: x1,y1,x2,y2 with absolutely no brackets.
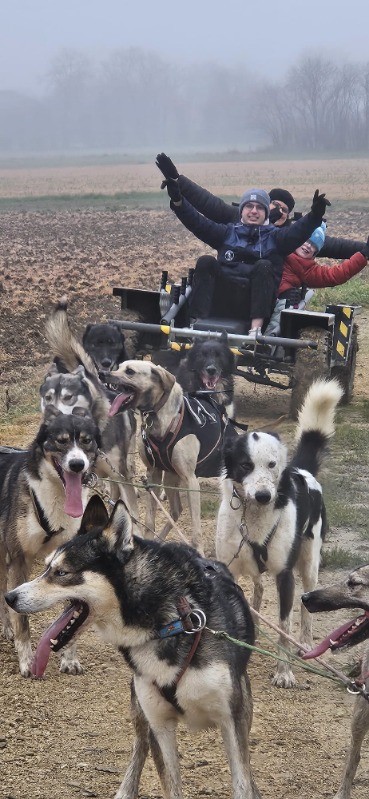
278,251,367,297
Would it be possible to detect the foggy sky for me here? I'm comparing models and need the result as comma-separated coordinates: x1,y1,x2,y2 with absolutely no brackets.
1,0,369,95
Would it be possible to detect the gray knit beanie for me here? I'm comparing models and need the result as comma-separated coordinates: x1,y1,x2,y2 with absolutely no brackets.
239,189,270,220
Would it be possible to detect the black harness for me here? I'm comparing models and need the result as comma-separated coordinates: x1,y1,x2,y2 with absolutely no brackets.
142,395,227,478
30,489,64,544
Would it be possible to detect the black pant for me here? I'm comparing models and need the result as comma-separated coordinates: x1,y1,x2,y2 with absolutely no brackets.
189,255,275,324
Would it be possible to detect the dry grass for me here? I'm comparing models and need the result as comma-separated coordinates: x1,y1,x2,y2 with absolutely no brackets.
1,157,369,202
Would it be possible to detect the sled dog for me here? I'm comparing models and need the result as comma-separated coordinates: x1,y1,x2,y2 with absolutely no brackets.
216,379,342,687
0,406,100,676
302,565,369,799
6,496,262,799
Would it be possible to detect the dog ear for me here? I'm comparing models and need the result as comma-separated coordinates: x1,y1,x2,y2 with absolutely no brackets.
78,495,110,535
71,406,92,418
45,361,60,377
112,323,125,343
102,500,134,558
43,404,61,423
82,324,93,342
219,331,228,343
150,364,176,393
74,364,86,378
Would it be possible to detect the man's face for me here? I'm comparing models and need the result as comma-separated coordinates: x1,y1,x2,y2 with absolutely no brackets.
295,240,318,259
270,199,290,227
241,202,267,225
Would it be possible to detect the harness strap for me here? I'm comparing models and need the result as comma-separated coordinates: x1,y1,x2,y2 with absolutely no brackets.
142,403,185,473
229,486,281,574
30,489,63,543
154,597,205,711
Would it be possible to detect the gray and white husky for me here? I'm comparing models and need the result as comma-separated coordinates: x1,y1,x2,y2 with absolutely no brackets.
0,406,100,676
41,299,137,511
302,565,369,799
6,496,262,799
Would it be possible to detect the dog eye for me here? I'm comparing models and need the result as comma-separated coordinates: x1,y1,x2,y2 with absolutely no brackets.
268,461,276,469
56,435,69,444
81,435,92,445
125,367,135,376
54,569,68,577
63,393,73,402
240,461,253,474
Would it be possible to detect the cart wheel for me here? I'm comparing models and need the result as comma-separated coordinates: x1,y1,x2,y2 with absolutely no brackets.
330,323,358,405
289,327,330,420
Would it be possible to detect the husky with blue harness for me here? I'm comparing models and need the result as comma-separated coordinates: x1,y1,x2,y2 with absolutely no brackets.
105,360,228,554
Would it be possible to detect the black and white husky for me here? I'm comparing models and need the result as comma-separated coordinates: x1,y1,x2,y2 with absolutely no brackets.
0,406,100,676
6,496,262,799
216,379,343,688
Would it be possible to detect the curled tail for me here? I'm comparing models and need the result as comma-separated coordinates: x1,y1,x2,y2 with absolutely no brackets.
45,297,98,378
291,379,343,476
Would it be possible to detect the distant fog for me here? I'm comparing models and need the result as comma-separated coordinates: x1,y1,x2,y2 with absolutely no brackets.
1,48,369,156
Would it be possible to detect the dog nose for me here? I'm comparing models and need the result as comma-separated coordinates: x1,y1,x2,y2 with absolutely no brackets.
101,358,112,369
255,489,272,505
206,366,217,375
5,590,17,608
69,459,85,473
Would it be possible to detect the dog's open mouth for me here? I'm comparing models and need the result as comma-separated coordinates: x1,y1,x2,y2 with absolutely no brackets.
32,600,89,678
201,371,220,391
52,458,85,518
302,611,369,660
108,387,137,415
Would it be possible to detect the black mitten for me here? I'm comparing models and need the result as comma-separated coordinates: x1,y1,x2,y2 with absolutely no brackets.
166,179,182,203
362,236,369,257
311,189,331,217
155,153,179,181
269,206,283,225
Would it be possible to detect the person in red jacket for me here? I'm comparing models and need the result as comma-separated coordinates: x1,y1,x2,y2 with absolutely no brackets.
265,223,368,335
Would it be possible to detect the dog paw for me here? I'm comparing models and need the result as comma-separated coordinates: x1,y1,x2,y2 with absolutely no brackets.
19,661,33,678
271,670,297,689
59,658,84,675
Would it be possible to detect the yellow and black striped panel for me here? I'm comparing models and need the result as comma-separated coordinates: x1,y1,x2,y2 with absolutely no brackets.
332,306,354,365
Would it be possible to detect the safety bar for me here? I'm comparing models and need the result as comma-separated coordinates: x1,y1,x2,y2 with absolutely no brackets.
108,319,318,350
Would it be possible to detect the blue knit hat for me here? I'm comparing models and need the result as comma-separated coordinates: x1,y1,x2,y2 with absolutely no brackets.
308,222,326,253
239,189,270,220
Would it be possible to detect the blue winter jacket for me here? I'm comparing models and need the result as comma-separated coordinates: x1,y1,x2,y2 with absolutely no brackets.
171,198,325,290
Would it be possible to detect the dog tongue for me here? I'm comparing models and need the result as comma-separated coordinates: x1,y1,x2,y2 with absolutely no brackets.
302,616,361,660
31,605,77,678
63,471,83,517
109,393,129,416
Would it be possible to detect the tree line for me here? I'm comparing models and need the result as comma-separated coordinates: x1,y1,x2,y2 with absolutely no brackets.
1,49,369,155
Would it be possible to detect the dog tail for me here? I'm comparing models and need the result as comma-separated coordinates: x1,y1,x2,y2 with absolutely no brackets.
291,379,343,476
45,297,99,378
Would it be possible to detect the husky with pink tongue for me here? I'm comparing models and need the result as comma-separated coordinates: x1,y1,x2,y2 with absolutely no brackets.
0,405,100,677
302,566,369,799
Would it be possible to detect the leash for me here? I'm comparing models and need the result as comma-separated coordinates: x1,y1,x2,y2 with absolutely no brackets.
251,607,369,702
226,486,281,573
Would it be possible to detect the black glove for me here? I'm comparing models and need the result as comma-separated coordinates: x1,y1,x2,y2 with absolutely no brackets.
362,236,369,257
156,153,179,181
269,206,283,225
311,189,331,217
166,180,182,203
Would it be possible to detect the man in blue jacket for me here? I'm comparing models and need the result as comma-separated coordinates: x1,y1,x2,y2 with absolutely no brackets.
156,153,330,335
